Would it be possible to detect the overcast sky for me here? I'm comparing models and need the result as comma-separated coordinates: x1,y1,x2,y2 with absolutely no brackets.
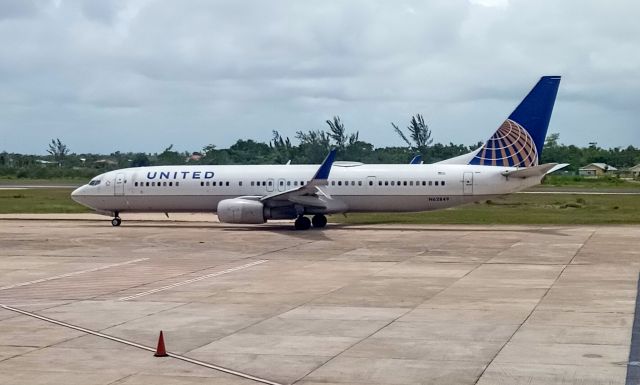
0,0,638,154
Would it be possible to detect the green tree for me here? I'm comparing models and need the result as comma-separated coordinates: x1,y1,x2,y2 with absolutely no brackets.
545,133,560,148
326,116,359,150
270,130,294,164
228,139,272,164
47,138,69,164
131,153,150,167
157,144,184,165
391,114,433,157
295,130,331,163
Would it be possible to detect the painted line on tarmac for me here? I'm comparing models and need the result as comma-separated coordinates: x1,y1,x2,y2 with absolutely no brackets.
0,303,283,385
119,259,268,301
626,273,640,384
0,258,149,291
519,191,640,195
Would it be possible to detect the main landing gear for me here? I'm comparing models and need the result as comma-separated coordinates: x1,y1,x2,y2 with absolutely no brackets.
111,211,122,227
311,214,327,228
294,214,327,230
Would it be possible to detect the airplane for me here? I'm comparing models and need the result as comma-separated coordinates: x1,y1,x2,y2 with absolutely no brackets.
72,76,564,230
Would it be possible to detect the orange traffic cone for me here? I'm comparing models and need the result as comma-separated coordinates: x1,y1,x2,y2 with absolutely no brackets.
154,331,168,357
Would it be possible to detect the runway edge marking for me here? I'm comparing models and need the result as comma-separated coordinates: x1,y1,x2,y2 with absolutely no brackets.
0,258,149,291
118,259,268,301
0,303,283,385
626,273,640,385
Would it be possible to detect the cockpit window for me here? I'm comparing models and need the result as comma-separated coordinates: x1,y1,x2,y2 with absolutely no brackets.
88,180,101,186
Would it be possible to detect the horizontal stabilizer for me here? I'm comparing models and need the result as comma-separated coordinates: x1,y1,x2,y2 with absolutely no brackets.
501,163,558,178
545,163,570,174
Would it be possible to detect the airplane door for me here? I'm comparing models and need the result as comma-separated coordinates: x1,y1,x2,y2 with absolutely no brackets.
277,178,286,192
114,173,125,196
463,172,473,195
266,178,275,192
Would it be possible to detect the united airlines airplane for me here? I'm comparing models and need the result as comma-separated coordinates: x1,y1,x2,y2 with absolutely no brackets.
72,76,563,230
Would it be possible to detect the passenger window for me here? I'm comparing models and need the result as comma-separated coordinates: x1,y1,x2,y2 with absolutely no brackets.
287,181,291,186
239,181,242,186
384,181,388,186
435,181,439,186
409,181,413,186
358,181,362,186
176,182,179,186
134,182,138,187
163,182,167,186
378,181,382,186
152,182,156,186
351,181,355,186
169,182,173,186
279,181,284,186
226,182,230,186
331,181,335,186
442,181,446,186
294,181,298,186
403,181,407,186
251,181,254,186
338,181,342,186
146,182,150,187
206,181,210,186
268,181,272,186
391,181,395,186
200,181,204,186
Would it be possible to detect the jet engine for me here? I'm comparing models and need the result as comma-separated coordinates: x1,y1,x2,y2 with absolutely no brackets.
217,198,265,224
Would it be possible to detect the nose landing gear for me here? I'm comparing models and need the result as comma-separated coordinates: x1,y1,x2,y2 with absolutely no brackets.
111,211,122,227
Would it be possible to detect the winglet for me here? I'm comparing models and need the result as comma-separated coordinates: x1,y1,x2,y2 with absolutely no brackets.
409,155,422,164
311,148,337,181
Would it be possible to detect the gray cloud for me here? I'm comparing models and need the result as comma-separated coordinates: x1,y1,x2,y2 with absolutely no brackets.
0,0,638,154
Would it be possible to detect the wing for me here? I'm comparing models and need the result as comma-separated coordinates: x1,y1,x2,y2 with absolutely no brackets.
259,149,342,210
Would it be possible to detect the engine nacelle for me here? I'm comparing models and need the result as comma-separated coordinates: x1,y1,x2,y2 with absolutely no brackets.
217,198,266,224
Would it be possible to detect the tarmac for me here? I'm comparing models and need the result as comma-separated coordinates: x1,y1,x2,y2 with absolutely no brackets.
0,215,638,385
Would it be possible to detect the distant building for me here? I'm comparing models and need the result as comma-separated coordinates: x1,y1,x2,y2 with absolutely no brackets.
578,163,617,177
36,159,59,167
630,164,640,179
94,159,118,168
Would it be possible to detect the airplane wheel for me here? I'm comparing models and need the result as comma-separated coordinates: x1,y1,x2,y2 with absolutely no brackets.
111,217,122,227
312,214,327,228
294,216,311,230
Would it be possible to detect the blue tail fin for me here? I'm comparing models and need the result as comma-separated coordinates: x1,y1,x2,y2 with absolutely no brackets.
469,76,561,167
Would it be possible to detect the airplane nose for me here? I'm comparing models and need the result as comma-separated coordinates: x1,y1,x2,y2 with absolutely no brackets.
71,186,84,203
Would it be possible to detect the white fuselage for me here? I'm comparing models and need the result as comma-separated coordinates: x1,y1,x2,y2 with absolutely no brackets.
71,163,541,216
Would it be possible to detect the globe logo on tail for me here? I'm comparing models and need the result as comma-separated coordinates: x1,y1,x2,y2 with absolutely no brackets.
471,119,538,167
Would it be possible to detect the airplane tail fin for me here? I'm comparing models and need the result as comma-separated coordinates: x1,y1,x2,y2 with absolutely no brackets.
468,76,561,167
